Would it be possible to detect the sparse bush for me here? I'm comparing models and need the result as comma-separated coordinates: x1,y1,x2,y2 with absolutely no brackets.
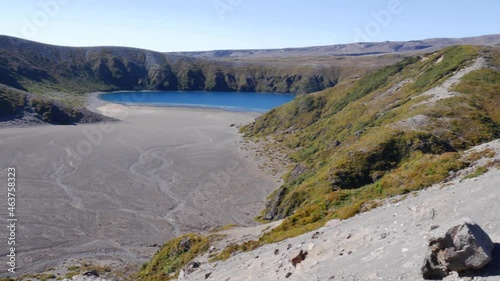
135,234,210,281
462,166,489,181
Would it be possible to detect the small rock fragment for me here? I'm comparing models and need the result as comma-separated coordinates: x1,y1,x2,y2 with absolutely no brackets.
82,270,99,277
291,250,308,267
185,261,201,274
430,224,440,231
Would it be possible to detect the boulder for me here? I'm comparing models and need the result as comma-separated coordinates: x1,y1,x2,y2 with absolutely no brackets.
421,218,494,279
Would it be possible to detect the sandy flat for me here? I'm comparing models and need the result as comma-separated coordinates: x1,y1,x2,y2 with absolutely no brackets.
0,96,279,275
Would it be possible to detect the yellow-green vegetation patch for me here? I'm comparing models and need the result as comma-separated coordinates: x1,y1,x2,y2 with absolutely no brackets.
135,234,210,281
462,166,489,181
259,152,466,244
408,45,478,92
210,223,239,233
466,148,497,162
66,266,80,271
8,273,57,281
211,240,261,261
64,271,79,279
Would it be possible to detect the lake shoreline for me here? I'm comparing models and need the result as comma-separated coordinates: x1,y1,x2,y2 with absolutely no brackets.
91,90,295,114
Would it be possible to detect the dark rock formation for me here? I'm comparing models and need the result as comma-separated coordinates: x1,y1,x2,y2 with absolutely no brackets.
291,250,308,267
82,269,99,277
185,261,201,274
422,218,494,280
263,186,287,220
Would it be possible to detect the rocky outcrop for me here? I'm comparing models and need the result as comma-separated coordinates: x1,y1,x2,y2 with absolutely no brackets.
421,218,495,280
263,186,287,220
0,85,116,127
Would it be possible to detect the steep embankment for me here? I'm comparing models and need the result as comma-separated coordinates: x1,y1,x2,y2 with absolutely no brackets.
0,84,115,127
241,45,500,242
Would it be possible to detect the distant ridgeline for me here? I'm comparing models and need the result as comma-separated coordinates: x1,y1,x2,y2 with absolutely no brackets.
0,36,347,104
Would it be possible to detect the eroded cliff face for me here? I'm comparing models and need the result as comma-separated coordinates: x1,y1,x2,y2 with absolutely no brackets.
0,36,343,97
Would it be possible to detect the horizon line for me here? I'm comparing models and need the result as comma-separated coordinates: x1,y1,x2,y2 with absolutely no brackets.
1,33,499,54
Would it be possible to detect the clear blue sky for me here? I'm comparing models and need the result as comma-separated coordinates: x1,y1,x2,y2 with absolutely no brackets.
1,0,498,52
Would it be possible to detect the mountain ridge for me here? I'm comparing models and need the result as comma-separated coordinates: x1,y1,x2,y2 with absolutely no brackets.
174,34,500,59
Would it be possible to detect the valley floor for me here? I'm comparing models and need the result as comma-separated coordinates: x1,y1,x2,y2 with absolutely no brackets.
0,97,279,276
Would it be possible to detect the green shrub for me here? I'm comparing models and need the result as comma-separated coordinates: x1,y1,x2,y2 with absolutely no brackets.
135,234,210,281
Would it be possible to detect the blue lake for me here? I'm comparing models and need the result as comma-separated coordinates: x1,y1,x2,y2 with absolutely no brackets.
98,91,295,112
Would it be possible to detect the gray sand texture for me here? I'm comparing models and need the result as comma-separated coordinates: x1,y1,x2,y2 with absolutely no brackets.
0,101,278,275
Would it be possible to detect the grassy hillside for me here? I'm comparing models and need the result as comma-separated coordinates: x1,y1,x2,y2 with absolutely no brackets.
240,45,500,242
0,36,401,108
134,45,500,279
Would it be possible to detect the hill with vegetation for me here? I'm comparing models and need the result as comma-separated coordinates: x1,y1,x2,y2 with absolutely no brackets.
136,45,500,280
0,84,114,126
0,35,393,108
242,45,500,241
